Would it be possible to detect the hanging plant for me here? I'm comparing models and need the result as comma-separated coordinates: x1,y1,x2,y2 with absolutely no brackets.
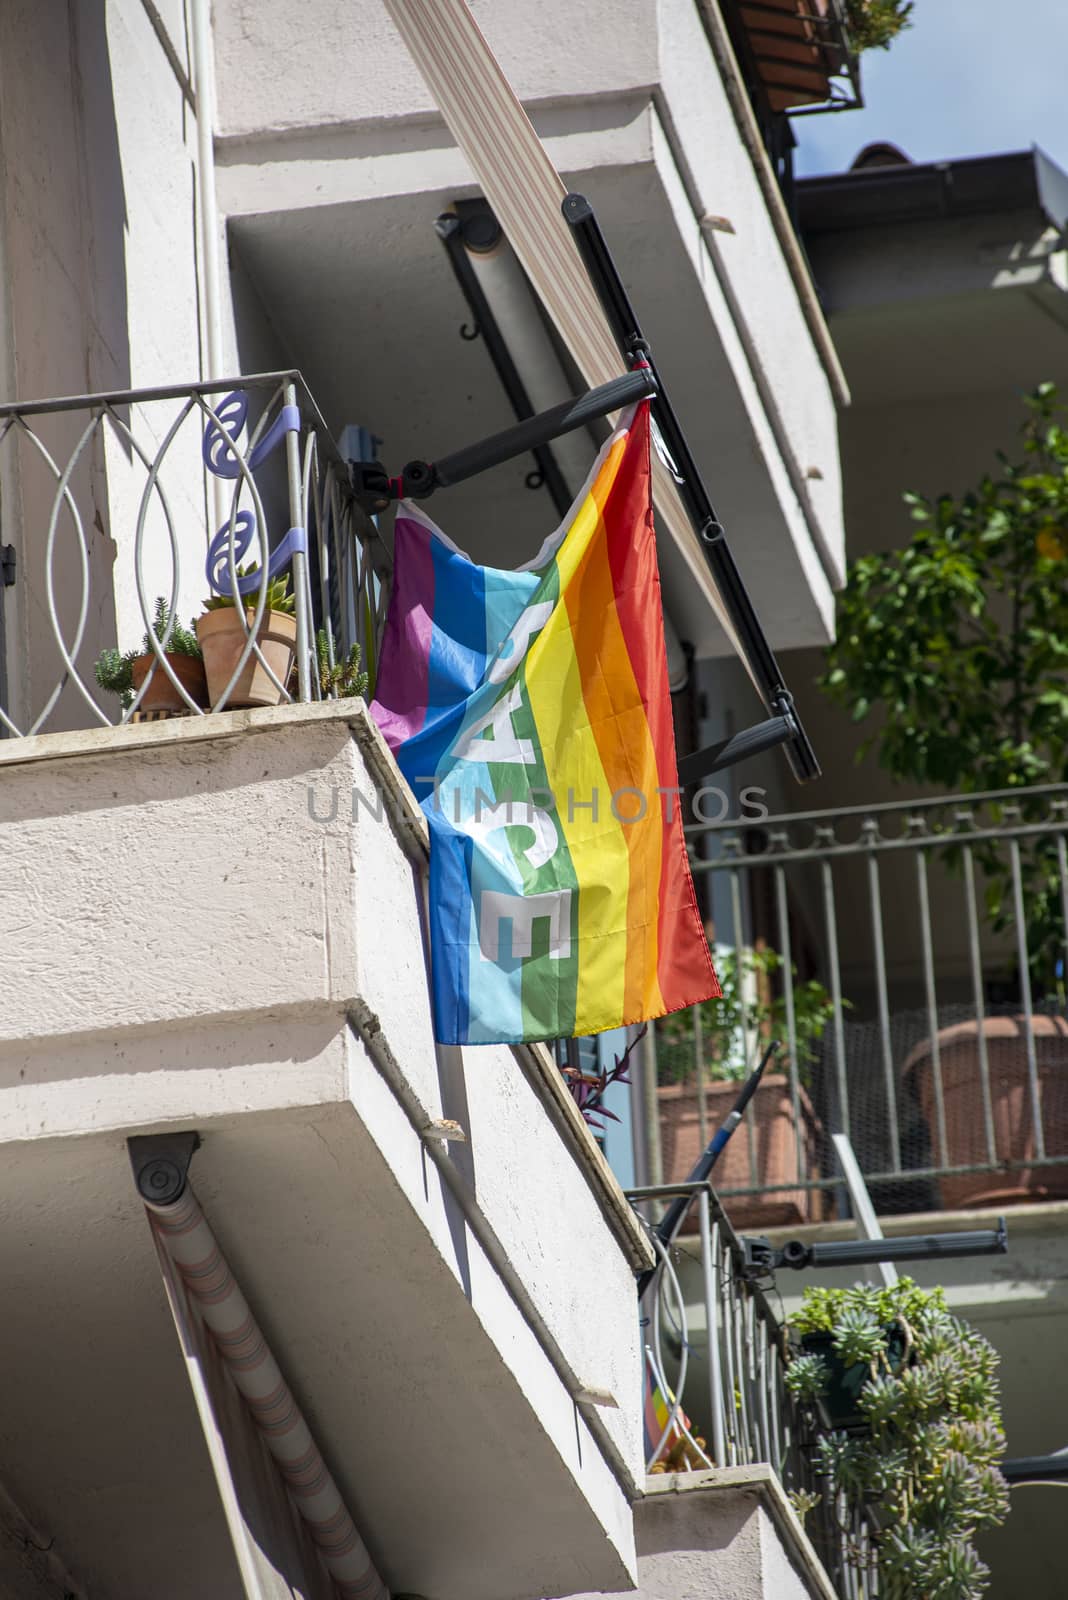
785,1278,1009,1600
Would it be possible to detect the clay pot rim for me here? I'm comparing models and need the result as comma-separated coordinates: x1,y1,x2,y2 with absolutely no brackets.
196,607,298,639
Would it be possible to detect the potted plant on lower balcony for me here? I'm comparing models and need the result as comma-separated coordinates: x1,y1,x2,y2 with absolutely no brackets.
197,569,298,710
94,597,208,715
785,1278,1009,1600
657,947,839,1230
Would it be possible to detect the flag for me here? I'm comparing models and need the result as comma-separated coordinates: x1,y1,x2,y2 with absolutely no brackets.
369,401,719,1044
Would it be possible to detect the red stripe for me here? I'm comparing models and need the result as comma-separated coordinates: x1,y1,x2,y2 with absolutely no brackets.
604,405,719,1011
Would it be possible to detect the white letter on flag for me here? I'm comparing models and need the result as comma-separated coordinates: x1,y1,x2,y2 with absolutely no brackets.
477,889,572,961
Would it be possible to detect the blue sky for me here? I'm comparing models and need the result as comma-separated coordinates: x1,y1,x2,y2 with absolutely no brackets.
794,0,1068,177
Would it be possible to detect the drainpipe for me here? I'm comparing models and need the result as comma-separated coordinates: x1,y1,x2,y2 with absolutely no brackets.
190,0,224,381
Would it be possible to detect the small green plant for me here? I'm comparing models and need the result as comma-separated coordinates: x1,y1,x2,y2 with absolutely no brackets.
94,597,202,709
658,945,838,1087
202,566,295,614
786,1279,1009,1600
315,629,368,699
844,0,914,53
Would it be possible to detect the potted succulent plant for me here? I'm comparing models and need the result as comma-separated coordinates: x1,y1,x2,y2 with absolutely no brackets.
785,1278,1009,1600
197,568,298,710
94,597,207,715
657,947,839,1229
313,629,368,701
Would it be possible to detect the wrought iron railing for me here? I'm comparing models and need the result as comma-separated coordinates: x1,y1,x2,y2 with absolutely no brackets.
0,371,389,739
632,1179,877,1599
655,787,1068,1225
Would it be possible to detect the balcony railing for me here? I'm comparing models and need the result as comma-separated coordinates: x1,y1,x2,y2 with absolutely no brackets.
0,371,389,739
651,786,1068,1227
634,1178,877,1599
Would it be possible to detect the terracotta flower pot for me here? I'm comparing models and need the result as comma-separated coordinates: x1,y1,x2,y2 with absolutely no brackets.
903,1015,1068,1209
657,1072,824,1230
130,651,209,713
196,608,298,710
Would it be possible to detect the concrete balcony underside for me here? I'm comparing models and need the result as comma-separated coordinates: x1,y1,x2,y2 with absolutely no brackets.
0,703,651,1600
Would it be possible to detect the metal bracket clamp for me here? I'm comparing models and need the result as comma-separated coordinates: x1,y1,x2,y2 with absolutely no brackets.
127,1130,200,1207
0,545,14,586
347,368,657,513
738,1220,1009,1279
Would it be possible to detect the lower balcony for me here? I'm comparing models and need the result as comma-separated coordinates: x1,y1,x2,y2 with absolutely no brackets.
0,700,650,1600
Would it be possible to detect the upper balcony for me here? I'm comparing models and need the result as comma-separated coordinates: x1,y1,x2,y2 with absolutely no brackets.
211,0,848,660
0,374,652,1599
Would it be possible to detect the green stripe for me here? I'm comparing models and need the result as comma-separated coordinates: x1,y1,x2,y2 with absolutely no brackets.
484,561,579,1038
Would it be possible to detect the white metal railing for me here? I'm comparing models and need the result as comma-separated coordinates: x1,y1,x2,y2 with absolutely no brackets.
632,1179,877,1599
662,787,1068,1221
0,371,389,738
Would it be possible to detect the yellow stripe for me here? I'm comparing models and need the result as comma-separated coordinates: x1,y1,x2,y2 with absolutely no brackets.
525,437,631,1032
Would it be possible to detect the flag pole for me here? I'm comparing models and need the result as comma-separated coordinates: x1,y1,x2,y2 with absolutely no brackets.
636,1039,782,1298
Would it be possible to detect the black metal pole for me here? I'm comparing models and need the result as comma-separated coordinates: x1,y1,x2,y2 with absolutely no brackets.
636,1040,781,1296
561,192,820,785
402,369,656,496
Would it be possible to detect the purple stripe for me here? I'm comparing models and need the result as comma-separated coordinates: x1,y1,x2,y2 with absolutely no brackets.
368,517,434,752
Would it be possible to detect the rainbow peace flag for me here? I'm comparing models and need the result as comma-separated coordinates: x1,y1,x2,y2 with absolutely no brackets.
369,401,719,1045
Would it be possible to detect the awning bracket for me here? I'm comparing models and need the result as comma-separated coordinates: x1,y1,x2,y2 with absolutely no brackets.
349,367,656,513
561,193,820,785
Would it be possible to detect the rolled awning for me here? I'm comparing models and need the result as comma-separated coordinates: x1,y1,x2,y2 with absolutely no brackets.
381,0,755,693
142,1181,387,1600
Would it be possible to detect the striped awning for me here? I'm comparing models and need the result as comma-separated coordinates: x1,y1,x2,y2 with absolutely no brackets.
381,0,754,687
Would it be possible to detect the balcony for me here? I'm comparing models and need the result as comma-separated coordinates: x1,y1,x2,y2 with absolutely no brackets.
0,376,650,1599
659,786,1068,1226
606,1180,878,1600
645,785,1068,1594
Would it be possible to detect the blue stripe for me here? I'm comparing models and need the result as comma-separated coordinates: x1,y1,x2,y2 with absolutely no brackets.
427,808,473,1043
397,539,491,802
427,538,486,707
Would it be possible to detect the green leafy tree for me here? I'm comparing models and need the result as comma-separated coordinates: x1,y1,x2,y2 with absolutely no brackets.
822,384,1068,987
844,0,914,53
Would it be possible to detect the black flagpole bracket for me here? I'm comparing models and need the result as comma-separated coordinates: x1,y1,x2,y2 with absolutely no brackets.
561,192,820,785
350,368,656,514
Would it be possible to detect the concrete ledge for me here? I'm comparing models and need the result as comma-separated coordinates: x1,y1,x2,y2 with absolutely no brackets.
561,1465,839,1600
640,1469,838,1600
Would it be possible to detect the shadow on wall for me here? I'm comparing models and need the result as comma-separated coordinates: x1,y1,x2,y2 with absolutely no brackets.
0,0,130,730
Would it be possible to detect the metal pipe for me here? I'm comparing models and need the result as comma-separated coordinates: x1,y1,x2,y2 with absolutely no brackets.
962,841,997,1165
190,0,224,382
1009,834,1045,1160
699,1194,727,1467
283,381,313,703
692,0,850,410
803,1221,1008,1269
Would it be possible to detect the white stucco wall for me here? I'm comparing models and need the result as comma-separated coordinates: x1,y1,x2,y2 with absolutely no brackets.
212,0,659,141
0,703,649,1593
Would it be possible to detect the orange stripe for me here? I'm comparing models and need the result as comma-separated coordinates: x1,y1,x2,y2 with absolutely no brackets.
564,439,665,1020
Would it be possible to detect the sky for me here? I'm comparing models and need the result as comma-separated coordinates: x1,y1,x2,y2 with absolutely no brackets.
794,0,1068,178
